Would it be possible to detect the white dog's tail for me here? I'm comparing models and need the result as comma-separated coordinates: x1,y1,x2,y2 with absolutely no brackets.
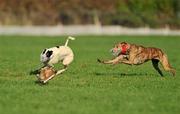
65,36,75,46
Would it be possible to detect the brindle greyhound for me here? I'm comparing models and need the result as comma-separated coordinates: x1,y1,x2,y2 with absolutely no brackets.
98,42,175,76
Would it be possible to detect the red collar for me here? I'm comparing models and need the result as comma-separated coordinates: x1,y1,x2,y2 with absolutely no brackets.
121,44,128,54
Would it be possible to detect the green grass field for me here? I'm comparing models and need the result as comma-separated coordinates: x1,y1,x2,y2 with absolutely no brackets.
0,36,179,114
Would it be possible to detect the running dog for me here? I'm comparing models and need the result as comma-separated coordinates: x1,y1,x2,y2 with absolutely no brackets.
30,36,75,83
98,42,175,76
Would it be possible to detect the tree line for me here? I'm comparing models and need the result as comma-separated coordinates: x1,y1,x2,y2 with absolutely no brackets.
0,0,179,28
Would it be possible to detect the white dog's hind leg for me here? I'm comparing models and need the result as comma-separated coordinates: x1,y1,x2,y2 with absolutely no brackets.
56,56,74,75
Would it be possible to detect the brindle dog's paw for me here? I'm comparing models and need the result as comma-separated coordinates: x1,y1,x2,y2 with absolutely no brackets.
97,58,103,63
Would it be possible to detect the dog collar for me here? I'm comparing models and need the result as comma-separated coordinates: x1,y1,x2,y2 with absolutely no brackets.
121,45,127,54
111,44,129,56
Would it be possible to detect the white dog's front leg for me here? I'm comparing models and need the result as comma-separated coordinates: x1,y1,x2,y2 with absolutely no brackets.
56,66,67,75
56,69,66,75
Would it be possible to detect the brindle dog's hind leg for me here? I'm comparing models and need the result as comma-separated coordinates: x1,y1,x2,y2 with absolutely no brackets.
152,59,164,76
160,55,176,76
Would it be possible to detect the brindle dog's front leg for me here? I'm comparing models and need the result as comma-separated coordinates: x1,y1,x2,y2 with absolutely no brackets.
97,56,123,65
119,59,134,65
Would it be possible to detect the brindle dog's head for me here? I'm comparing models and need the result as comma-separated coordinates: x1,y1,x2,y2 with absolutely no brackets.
111,42,130,56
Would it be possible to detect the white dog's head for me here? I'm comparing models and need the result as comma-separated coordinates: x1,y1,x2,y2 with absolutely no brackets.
40,48,54,63
40,36,75,66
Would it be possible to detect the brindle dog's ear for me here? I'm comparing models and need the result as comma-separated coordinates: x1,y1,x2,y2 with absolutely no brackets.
120,42,130,48
120,42,127,45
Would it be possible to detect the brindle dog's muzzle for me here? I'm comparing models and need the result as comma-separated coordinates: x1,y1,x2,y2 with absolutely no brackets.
110,48,121,56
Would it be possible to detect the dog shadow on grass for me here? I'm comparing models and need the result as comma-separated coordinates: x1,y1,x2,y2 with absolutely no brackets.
94,72,154,77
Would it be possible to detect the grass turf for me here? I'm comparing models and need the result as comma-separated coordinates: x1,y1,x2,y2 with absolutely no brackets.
0,35,179,114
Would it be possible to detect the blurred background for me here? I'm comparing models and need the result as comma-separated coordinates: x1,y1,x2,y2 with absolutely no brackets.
0,0,180,35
